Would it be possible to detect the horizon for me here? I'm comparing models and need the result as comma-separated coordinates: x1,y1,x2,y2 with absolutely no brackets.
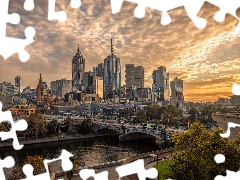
0,0,239,102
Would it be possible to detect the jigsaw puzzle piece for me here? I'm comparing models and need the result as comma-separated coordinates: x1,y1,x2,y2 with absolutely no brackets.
21,164,50,180
116,159,158,180
80,169,109,180
0,101,28,150
0,0,20,38
21,149,74,180
207,0,240,35
0,156,15,180
43,149,74,171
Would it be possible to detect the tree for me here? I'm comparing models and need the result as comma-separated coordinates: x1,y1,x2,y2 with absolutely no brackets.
167,122,240,180
63,116,73,132
0,121,11,132
78,119,92,134
8,155,45,180
200,105,216,124
26,113,48,138
66,155,80,180
47,118,61,134
136,110,147,123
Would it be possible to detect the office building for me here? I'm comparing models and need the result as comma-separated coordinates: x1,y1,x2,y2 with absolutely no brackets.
103,39,121,99
170,77,184,108
125,64,144,89
152,66,170,101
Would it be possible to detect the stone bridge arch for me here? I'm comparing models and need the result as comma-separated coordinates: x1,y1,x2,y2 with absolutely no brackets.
95,124,123,135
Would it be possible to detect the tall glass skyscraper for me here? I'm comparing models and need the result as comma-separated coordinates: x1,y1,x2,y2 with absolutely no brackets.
103,39,121,99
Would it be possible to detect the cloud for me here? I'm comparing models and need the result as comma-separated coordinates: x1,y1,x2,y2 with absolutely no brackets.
0,0,240,102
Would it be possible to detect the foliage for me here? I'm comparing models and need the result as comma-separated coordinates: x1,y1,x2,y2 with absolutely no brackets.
66,155,80,180
8,155,45,180
168,122,240,180
200,105,216,123
47,118,61,134
136,110,147,123
24,156,46,175
78,119,92,134
0,121,11,132
19,113,47,139
153,160,172,180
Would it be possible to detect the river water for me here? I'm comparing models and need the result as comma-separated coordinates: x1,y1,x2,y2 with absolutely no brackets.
0,135,159,168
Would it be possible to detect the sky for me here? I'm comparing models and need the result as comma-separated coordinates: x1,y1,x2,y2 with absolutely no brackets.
1,0,240,102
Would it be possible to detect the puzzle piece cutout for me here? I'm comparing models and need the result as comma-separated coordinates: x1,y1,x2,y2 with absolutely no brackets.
110,0,240,34
0,0,36,62
80,169,109,180
21,149,73,180
0,101,28,150
214,154,240,179
0,156,15,180
116,159,158,180
0,0,81,62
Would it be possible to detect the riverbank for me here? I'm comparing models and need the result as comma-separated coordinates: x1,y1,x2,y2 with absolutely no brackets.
0,133,120,148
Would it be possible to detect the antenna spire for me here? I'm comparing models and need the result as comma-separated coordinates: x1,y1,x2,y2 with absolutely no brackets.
111,39,114,55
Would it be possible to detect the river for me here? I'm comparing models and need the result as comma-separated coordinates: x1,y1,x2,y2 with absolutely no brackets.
0,135,159,168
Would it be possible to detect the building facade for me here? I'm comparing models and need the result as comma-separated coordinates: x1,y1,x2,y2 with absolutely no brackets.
93,63,104,78
152,66,170,101
0,82,19,96
83,71,94,93
15,76,21,96
50,78,72,98
103,39,121,100
72,45,85,91
170,77,184,108
125,64,144,89
94,77,103,98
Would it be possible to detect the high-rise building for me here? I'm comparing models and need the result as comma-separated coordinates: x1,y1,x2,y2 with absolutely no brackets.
103,39,121,99
93,63,104,78
50,78,72,98
0,82,19,96
125,64,144,89
94,77,103,98
83,71,94,93
152,66,170,101
72,45,85,91
170,77,184,108
15,76,21,96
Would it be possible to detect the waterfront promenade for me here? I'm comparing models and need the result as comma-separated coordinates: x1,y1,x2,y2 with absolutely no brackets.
54,148,174,180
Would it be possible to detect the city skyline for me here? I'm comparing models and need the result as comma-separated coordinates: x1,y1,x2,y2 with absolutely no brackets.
0,0,240,102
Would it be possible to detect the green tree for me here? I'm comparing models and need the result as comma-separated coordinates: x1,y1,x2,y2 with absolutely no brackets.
8,155,45,180
200,105,216,124
63,116,73,132
47,118,61,134
26,113,48,138
168,122,240,180
0,121,11,132
66,155,80,180
78,119,92,134
136,110,147,123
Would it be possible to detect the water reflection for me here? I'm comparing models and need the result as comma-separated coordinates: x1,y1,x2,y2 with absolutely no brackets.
0,135,158,168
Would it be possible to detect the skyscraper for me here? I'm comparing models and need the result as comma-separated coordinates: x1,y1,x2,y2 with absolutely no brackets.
15,76,21,95
152,66,170,101
125,64,144,89
72,45,85,91
103,39,121,99
170,77,184,108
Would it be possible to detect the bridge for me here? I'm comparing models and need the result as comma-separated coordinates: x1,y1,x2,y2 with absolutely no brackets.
94,123,186,148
